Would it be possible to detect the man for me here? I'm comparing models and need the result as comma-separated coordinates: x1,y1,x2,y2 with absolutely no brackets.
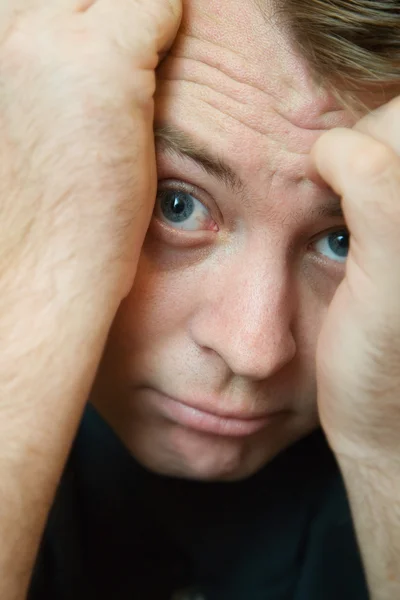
0,0,399,598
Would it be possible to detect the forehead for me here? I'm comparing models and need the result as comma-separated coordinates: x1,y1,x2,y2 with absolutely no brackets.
155,0,355,187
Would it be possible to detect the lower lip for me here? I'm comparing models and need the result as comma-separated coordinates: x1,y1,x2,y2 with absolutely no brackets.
149,390,285,437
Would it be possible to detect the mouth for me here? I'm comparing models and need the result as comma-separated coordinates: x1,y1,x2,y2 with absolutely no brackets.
146,389,287,437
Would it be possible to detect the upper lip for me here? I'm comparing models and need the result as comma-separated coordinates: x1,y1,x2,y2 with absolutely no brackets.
161,392,286,421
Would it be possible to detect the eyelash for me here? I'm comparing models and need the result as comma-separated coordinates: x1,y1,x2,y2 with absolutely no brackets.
308,226,349,247
149,180,220,247
153,180,348,266
156,180,219,223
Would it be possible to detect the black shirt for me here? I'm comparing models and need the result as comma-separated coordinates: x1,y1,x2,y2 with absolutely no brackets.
29,405,369,600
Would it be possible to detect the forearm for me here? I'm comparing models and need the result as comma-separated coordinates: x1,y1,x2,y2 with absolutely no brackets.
0,0,181,595
338,457,400,600
0,270,120,600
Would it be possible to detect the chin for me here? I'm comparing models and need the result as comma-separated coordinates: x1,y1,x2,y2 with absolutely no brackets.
127,423,289,482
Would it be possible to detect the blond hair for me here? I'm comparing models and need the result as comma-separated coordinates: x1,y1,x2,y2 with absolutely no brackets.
279,0,400,111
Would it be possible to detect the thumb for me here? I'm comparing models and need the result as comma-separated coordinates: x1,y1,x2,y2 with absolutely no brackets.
310,125,400,305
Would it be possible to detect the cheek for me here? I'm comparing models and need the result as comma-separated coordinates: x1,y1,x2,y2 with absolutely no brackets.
293,280,333,389
114,252,201,348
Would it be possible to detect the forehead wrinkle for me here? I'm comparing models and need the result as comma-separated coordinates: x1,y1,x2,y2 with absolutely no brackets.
157,80,322,160
160,51,307,136
166,33,303,124
158,45,352,158
154,124,245,194
155,123,344,224
168,2,352,130
159,54,346,138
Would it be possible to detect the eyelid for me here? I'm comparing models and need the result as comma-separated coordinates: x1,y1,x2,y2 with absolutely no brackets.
149,217,217,248
157,178,223,226
307,227,349,269
308,225,349,246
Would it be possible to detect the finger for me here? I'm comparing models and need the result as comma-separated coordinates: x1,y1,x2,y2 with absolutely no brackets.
306,94,400,187
0,0,93,11
0,0,94,38
311,127,400,289
88,0,182,61
353,95,400,156
311,127,400,219
0,1,33,42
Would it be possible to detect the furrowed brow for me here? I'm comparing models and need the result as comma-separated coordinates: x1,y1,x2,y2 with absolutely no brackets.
310,192,344,220
154,125,244,193
155,126,344,220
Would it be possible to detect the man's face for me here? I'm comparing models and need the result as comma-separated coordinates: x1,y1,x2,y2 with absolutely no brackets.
92,0,357,481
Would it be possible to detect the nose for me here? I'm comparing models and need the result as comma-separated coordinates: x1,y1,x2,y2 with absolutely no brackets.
189,253,297,381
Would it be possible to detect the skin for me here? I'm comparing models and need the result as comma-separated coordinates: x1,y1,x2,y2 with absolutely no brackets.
91,0,357,481
0,0,399,598
0,1,181,596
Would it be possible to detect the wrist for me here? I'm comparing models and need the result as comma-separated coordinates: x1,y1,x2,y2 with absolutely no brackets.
336,456,400,600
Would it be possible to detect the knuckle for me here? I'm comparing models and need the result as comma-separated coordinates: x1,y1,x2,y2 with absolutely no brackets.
348,141,396,183
1,16,30,56
376,95,400,119
354,98,400,153
166,0,183,21
1,14,48,70
143,0,180,29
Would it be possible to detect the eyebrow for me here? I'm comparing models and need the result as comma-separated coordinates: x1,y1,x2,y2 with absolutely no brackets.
154,125,244,193
307,192,344,220
154,125,344,221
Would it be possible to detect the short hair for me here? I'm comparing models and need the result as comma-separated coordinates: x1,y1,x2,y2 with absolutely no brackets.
267,0,400,112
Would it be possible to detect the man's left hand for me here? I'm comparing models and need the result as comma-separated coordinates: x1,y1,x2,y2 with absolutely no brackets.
311,95,400,599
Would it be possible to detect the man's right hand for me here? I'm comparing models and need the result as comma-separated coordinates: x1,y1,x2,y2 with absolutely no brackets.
0,2,181,598
0,0,181,304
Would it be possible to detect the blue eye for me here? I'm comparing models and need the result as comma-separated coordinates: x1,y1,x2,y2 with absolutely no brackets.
155,189,215,231
313,229,349,263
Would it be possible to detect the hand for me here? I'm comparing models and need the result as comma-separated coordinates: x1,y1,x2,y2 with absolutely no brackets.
311,95,400,465
0,3,181,597
0,0,181,307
